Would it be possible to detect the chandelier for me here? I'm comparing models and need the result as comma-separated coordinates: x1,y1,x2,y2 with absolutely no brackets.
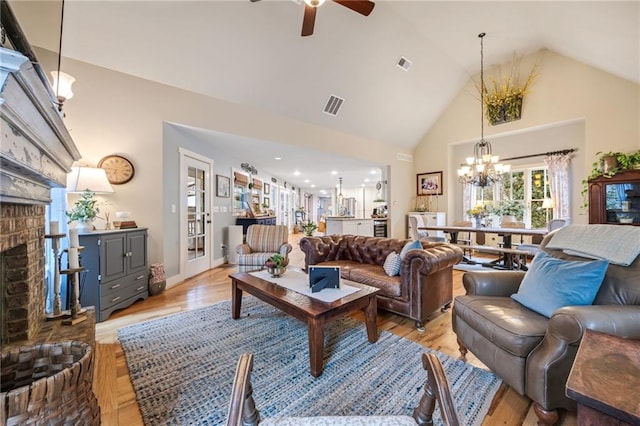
458,33,510,188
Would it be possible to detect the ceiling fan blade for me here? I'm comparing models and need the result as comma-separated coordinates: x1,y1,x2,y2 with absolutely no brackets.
302,4,316,37
333,0,375,16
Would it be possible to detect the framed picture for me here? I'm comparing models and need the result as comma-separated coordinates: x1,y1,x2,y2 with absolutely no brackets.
263,197,269,208
264,183,270,195
216,174,230,198
417,171,443,196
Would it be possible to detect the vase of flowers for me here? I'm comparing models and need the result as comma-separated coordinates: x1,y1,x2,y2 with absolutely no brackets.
264,253,288,278
467,205,488,227
66,191,99,232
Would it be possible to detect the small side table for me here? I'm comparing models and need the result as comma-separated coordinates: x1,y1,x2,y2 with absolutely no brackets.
566,329,640,425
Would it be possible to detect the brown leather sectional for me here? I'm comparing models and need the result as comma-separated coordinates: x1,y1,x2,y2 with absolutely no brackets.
299,235,463,330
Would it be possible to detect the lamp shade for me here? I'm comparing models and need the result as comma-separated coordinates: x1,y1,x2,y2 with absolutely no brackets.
66,167,114,193
542,198,554,209
50,71,75,101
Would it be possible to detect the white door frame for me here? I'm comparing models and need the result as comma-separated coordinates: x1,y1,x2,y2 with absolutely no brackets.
179,148,214,279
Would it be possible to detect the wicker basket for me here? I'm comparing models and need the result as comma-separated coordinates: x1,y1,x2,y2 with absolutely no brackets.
0,341,100,425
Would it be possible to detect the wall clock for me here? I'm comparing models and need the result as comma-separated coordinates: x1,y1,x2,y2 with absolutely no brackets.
98,154,135,185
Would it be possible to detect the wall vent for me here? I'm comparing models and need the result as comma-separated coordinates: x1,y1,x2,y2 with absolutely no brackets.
397,153,413,162
397,56,412,71
323,94,344,116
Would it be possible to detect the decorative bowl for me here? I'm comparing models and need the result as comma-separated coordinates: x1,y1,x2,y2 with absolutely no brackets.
267,266,286,278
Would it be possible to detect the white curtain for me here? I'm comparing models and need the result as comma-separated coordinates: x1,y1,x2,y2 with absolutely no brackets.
45,188,69,314
545,154,571,221
462,183,473,219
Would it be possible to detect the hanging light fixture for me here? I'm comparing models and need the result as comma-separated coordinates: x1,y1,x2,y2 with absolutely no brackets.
303,0,327,7
50,0,75,112
337,177,344,203
458,33,510,188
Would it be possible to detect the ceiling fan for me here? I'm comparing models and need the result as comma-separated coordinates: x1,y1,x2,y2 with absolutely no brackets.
251,0,375,37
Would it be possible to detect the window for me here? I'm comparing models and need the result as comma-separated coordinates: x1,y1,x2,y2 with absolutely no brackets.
470,164,552,228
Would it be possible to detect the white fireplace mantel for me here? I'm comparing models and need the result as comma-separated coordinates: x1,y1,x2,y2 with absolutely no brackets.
0,47,80,205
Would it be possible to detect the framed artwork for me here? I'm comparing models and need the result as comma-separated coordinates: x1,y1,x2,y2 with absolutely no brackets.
216,174,230,198
417,171,443,196
264,183,270,195
263,197,270,208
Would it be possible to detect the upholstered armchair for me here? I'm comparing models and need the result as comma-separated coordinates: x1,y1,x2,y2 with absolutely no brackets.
236,225,292,272
225,352,459,426
408,215,446,242
452,225,640,425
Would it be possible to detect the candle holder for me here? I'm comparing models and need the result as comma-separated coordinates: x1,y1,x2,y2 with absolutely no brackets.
45,232,66,319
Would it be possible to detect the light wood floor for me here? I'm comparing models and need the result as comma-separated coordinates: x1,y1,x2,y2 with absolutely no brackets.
93,233,576,425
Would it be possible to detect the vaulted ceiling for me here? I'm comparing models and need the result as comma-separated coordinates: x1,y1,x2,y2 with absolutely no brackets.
11,0,639,190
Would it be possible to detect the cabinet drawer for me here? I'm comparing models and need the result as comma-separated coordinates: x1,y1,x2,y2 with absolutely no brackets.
100,273,147,309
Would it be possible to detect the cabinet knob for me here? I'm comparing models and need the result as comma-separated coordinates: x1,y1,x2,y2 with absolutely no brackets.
136,286,145,291
135,275,145,281
111,296,121,303
111,284,121,289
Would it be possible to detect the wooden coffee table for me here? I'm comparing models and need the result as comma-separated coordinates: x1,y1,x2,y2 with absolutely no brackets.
229,271,380,377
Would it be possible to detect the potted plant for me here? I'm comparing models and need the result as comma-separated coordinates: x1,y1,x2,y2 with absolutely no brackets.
301,220,318,237
264,253,288,277
478,56,538,125
581,149,640,208
66,191,99,232
488,199,524,224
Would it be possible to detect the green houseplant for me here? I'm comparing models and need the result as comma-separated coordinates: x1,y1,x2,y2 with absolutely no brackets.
488,199,524,220
66,191,99,231
581,150,640,208
301,220,318,237
264,253,288,277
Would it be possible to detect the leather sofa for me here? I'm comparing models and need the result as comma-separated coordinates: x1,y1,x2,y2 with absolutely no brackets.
299,235,463,330
452,230,640,425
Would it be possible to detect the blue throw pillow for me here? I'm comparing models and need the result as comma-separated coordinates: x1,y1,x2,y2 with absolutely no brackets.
383,251,401,276
400,239,422,259
511,251,609,318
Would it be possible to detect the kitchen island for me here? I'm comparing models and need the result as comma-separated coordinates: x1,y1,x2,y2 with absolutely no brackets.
325,216,374,236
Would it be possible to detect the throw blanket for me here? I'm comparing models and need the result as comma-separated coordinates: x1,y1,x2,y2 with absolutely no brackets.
546,224,640,266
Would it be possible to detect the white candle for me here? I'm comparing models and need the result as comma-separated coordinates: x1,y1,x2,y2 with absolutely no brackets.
68,247,79,269
69,229,80,248
50,221,59,235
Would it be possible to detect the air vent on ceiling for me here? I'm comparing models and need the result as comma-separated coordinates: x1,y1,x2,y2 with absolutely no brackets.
396,56,412,71
397,153,413,162
323,94,344,116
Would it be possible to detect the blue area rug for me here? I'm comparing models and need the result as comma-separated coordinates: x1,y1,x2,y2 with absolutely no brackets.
117,297,502,425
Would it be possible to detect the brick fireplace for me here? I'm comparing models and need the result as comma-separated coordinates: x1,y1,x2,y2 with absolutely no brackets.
1,5,81,347
0,204,46,343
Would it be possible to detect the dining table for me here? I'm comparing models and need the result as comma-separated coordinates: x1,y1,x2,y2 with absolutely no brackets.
418,224,549,270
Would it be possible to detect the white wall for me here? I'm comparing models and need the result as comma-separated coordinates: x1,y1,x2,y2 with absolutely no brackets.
35,47,414,283
415,49,640,224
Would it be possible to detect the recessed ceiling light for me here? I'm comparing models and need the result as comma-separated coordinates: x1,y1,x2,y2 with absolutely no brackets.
331,171,338,175
294,171,301,176
361,184,365,187
364,178,370,183
370,170,378,174
311,184,316,188
274,157,282,160
320,190,327,194
304,179,310,183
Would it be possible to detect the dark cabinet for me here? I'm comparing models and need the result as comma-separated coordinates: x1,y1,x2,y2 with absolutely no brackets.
235,216,277,234
588,170,640,225
79,228,148,322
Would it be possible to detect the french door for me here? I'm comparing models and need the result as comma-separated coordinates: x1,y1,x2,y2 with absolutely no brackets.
180,149,212,278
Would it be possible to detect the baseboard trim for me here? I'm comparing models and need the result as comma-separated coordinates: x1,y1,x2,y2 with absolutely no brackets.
166,257,228,289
